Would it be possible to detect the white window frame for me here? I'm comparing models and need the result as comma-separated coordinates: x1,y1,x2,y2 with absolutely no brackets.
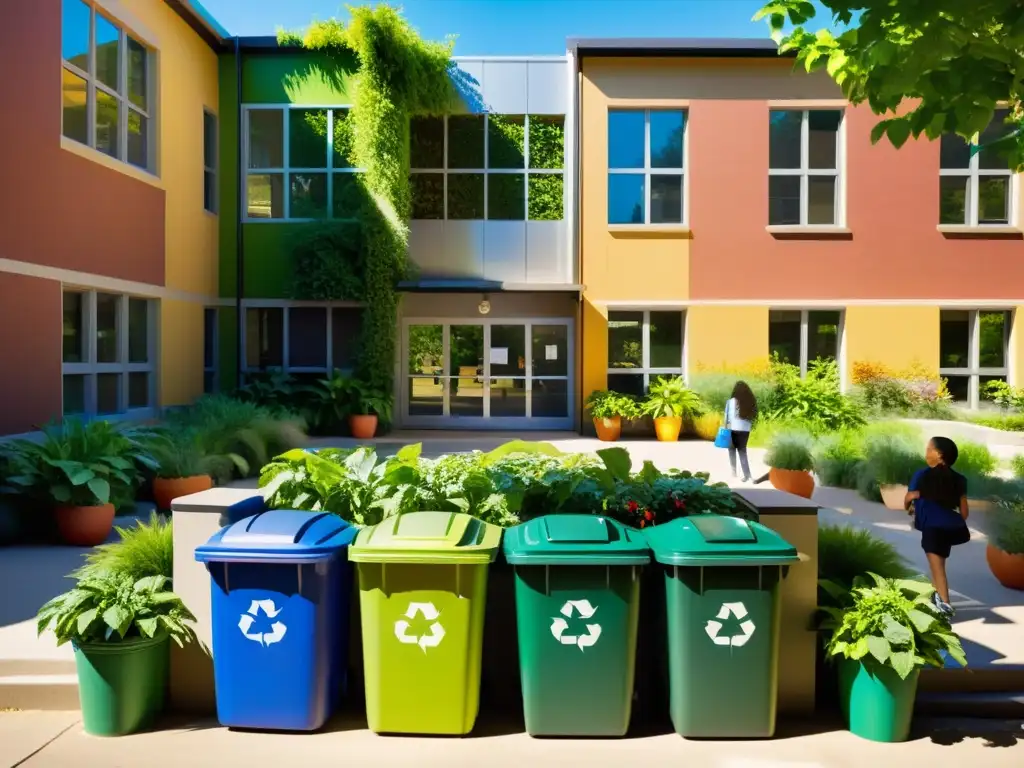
61,0,154,171
241,303,364,376
61,289,157,419
606,109,688,226
939,309,1011,408
769,308,845,377
203,109,217,214
939,112,1018,227
606,309,686,394
768,109,845,227
203,307,218,393
409,114,566,221
241,105,364,222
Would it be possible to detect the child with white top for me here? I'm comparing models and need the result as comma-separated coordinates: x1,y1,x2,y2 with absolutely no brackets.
724,381,757,482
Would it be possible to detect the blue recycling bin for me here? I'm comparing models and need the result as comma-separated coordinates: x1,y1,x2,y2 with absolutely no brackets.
195,510,357,731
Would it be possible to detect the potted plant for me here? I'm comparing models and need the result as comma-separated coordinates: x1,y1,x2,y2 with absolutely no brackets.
641,376,705,442
4,420,156,546
819,574,966,743
584,390,639,442
340,377,392,440
765,431,816,498
147,429,247,511
986,499,1024,590
861,434,924,510
36,572,202,736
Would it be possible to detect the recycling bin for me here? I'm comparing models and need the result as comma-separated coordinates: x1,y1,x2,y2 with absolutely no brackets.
194,510,357,731
644,514,799,738
503,514,650,737
350,511,502,735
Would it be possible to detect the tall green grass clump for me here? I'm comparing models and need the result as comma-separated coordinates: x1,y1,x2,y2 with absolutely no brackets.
75,513,173,582
813,429,864,489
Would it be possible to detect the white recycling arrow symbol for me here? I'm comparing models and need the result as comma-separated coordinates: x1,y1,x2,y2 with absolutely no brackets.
704,601,756,648
394,601,446,652
237,599,288,647
550,599,602,651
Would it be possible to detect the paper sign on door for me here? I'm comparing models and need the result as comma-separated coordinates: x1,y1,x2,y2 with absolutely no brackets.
490,347,509,365
545,345,558,361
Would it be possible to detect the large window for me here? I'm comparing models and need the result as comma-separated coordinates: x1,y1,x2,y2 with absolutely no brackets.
607,110,686,225
61,0,152,170
409,114,565,221
769,309,842,375
203,110,217,213
768,110,843,226
940,309,1010,406
62,290,155,416
939,110,1017,227
243,106,363,221
607,310,685,397
243,305,362,376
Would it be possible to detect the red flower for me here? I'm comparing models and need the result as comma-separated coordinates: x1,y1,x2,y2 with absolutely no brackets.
627,500,639,513
644,510,654,521
639,519,647,528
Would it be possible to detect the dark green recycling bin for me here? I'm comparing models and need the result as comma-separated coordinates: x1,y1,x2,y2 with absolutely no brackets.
503,515,650,737
644,514,798,738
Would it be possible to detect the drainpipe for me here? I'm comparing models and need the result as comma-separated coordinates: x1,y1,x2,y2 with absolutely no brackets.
234,36,244,389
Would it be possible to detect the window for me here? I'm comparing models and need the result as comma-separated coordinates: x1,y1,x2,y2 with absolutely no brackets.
939,309,1010,406
243,305,363,376
203,111,217,213
243,106,363,221
768,110,842,226
939,110,1016,227
61,0,152,170
607,110,686,225
769,309,842,375
606,310,685,397
62,289,155,416
409,114,565,221
203,308,218,393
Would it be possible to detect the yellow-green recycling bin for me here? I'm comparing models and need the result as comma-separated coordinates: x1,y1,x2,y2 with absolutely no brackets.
349,511,502,735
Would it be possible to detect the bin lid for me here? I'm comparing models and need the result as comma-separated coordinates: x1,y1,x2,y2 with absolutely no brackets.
643,514,798,567
194,510,357,564
502,515,650,566
348,511,502,565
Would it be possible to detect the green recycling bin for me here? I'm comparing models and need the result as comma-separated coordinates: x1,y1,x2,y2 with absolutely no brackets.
503,514,650,737
644,514,799,739
349,511,502,735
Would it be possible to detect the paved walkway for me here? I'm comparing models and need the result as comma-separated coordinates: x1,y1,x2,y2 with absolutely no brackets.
2,711,1022,767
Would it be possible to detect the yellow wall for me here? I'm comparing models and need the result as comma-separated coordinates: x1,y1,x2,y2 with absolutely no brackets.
581,297,610,401
686,306,769,373
161,300,205,405
843,306,940,378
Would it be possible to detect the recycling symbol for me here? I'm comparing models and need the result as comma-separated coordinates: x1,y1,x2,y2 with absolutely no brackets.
704,601,756,648
238,599,288,647
550,599,602,651
394,602,446,652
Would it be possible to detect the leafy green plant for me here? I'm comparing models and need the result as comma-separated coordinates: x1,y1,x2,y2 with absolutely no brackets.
37,573,200,648
641,376,705,419
75,513,173,582
856,432,925,501
813,430,865,489
765,431,815,472
527,173,563,220
342,377,393,421
819,574,967,679
818,525,914,605
585,390,640,420
971,413,1024,432
955,441,998,477
147,429,246,480
991,499,1024,554
769,359,866,432
1011,455,1024,480
290,221,366,300
982,380,1024,411
3,419,156,509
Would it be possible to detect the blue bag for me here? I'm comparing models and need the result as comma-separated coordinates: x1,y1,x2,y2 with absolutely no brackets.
714,427,732,449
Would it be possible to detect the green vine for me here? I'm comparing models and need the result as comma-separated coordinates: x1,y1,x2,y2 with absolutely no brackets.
280,7,454,394
290,222,365,300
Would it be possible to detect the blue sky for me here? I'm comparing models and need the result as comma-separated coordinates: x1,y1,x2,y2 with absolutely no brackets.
199,0,832,55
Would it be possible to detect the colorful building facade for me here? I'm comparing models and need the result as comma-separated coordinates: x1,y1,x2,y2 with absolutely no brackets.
1,8,1021,436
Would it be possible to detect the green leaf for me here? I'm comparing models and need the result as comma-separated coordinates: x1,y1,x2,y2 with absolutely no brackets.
884,118,912,149
136,617,160,638
102,605,134,638
86,477,110,504
882,616,913,645
850,636,870,660
596,447,631,482
396,442,422,463
51,484,72,503
906,608,936,634
76,608,99,636
888,650,917,680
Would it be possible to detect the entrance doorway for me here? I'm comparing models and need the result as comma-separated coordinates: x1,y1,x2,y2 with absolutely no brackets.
401,318,574,429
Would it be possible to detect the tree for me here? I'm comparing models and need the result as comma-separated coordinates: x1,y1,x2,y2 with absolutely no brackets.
754,1,1024,169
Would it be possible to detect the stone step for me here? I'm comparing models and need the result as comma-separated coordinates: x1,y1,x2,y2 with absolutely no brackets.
0,659,75,678
0,674,80,710
916,690,1024,719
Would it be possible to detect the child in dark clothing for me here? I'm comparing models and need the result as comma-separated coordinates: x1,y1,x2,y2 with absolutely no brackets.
904,436,971,618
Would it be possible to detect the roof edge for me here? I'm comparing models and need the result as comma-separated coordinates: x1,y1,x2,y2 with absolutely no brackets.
166,0,229,50
567,37,791,59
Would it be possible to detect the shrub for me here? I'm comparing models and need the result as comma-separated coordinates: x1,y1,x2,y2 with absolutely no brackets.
75,513,173,582
769,359,866,432
641,376,705,419
689,412,723,441
765,431,815,472
971,413,1024,432
963,473,1023,502
981,380,1024,411
991,499,1024,554
813,430,865,489
955,441,998,477
857,432,925,501
1011,455,1024,479
585,390,640,420
146,429,246,480
818,524,915,602
688,373,776,414
852,360,952,418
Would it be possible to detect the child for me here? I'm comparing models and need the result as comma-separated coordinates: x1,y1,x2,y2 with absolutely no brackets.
904,436,971,618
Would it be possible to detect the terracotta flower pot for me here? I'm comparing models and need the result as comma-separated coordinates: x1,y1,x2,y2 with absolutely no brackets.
986,544,1024,591
350,414,379,440
653,416,683,442
768,468,815,499
55,503,116,547
969,498,996,514
153,475,213,511
879,484,908,511
593,416,621,442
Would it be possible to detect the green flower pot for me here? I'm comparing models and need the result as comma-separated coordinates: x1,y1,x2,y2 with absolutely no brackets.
74,634,169,736
837,657,919,743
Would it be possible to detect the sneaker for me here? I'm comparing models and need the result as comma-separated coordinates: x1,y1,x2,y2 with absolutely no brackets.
932,591,956,618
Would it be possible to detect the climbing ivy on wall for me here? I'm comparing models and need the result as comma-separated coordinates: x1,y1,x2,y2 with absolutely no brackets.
279,7,454,393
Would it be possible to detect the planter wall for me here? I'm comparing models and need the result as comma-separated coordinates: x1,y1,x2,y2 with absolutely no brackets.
768,468,815,499
986,544,1024,590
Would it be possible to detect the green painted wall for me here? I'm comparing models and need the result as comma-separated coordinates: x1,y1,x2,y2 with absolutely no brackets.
242,51,359,104
243,223,310,298
218,52,239,301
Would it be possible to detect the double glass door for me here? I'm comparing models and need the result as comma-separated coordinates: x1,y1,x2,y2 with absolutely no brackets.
403,319,573,428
